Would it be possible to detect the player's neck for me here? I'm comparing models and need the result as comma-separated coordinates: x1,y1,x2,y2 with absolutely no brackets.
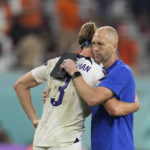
80,47,93,58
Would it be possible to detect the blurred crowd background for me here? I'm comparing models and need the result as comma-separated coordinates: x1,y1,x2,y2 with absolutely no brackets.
0,0,150,74
0,0,150,150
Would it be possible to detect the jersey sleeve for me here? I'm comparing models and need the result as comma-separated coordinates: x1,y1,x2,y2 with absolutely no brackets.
31,65,47,83
98,67,130,96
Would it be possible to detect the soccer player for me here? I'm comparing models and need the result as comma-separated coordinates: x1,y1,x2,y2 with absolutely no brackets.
14,23,139,150
61,26,138,150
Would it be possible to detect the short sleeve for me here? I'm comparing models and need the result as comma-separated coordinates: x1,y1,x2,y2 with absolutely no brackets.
98,67,130,96
31,65,47,83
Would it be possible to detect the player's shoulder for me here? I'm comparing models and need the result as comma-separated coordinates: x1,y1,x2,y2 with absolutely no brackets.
76,55,92,63
91,60,106,79
91,59,103,70
47,57,60,65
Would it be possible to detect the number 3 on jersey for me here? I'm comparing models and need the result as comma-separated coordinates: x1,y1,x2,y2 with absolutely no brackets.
51,77,71,106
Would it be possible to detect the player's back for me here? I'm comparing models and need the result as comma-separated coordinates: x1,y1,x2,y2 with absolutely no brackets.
33,55,105,148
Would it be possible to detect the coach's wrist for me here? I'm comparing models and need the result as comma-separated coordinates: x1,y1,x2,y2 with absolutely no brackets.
71,71,82,79
70,69,78,76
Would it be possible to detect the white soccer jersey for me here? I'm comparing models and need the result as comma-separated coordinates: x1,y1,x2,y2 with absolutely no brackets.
31,55,105,148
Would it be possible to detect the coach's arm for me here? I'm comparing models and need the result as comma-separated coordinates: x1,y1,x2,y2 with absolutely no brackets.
14,72,40,128
61,59,140,116
103,95,140,116
61,59,115,106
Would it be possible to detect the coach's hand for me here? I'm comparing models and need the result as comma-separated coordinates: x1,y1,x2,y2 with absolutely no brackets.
134,94,140,111
60,59,78,76
32,119,40,128
43,90,47,103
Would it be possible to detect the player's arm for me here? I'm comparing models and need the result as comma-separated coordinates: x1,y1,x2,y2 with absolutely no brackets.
61,59,113,106
103,94,140,116
14,72,40,128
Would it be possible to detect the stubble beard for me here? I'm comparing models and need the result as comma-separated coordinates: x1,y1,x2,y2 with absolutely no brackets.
95,52,110,65
94,55,103,64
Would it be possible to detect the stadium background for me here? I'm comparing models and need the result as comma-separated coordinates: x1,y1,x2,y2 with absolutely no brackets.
0,0,150,150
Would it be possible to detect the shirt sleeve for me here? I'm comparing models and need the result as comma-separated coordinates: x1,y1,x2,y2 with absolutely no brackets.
98,67,130,96
31,65,47,83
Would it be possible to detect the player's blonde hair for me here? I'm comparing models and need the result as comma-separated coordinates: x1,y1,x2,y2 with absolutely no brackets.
78,22,97,49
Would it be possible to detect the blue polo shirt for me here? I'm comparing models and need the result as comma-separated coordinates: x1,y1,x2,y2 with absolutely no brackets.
92,59,135,150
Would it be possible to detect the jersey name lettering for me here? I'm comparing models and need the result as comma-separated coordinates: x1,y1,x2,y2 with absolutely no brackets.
77,63,91,72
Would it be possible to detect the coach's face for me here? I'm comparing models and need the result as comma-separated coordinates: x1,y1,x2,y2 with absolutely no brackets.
92,29,114,64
